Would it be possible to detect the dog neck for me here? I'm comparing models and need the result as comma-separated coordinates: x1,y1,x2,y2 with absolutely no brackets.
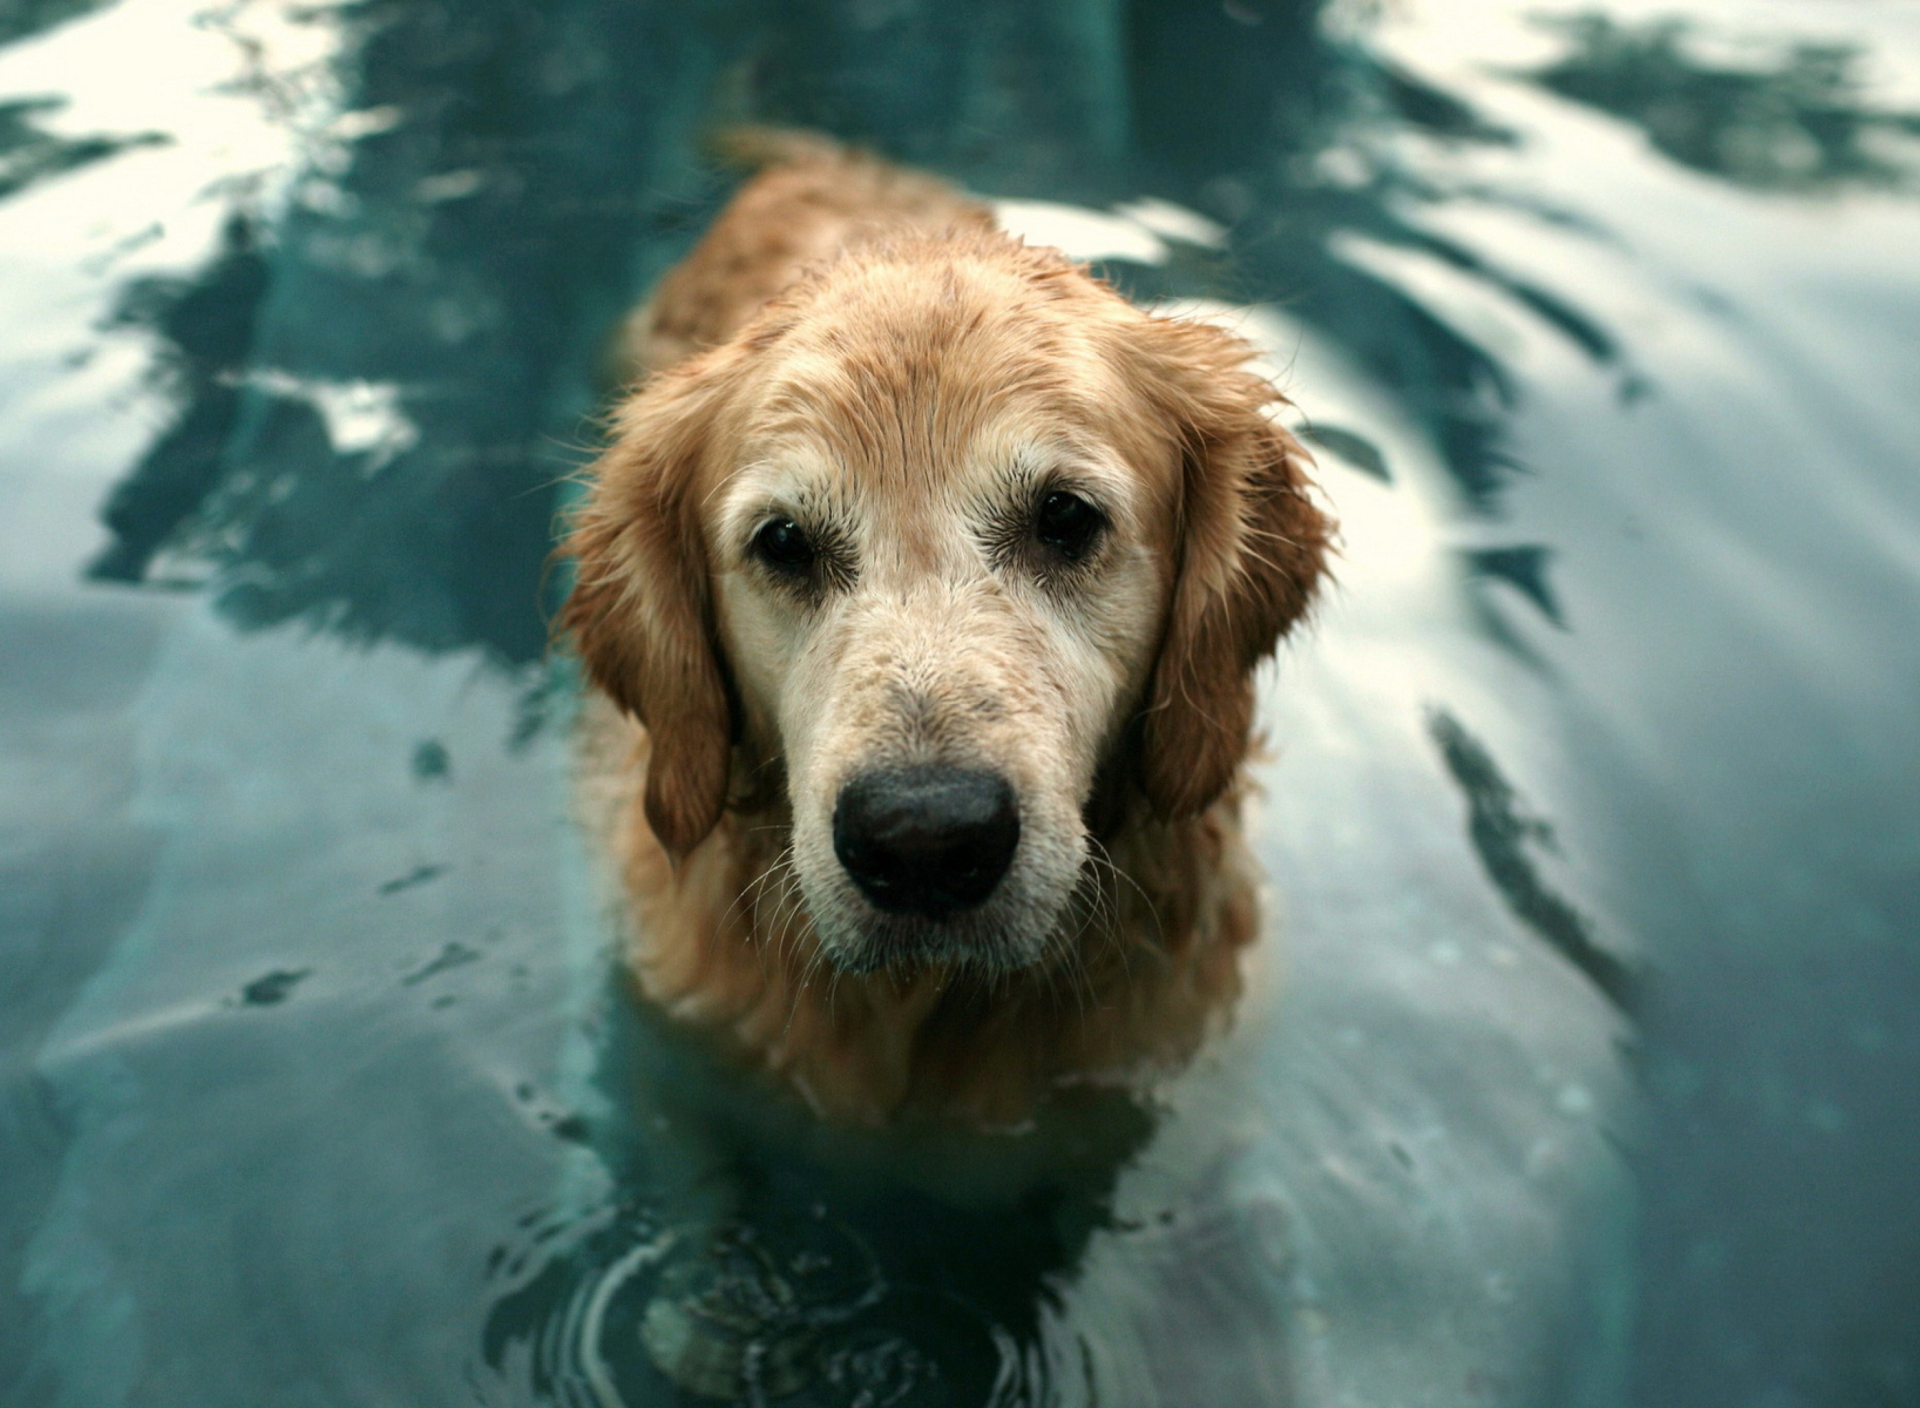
583,701,1259,1127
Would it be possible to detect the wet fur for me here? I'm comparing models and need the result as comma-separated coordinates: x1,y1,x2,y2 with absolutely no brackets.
563,133,1330,1126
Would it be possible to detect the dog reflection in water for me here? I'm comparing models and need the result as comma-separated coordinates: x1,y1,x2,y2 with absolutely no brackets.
477,990,1164,1405
539,129,1327,1403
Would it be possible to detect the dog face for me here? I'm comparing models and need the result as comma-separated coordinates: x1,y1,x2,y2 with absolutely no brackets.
565,232,1327,975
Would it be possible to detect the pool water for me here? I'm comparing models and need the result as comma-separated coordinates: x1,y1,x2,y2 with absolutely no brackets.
2,2,1917,1405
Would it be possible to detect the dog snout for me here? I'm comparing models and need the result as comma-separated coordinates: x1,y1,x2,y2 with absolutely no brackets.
832,766,1020,918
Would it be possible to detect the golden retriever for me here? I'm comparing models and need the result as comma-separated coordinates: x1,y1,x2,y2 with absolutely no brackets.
563,132,1330,1127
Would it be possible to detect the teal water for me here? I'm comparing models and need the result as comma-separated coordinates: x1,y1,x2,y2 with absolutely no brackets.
2,1,1916,1405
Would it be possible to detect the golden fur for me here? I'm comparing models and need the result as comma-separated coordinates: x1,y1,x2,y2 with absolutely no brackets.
563,133,1330,1126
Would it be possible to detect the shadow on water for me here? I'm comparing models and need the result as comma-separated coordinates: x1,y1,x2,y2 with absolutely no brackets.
479,975,1158,1406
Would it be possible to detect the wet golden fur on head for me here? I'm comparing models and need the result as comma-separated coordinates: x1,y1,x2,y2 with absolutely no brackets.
563,134,1330,1126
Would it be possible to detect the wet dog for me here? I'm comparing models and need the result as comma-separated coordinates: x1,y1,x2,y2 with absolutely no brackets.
563,132,1330,1125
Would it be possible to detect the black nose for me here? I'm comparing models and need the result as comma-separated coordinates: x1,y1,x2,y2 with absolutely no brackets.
832,767,1020,918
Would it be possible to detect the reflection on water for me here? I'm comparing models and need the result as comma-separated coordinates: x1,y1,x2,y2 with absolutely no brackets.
77,0,1580,672
1427,708,1638,1013
90,215,270,585
3,0,1918,1405
85,0,709,665
0,0,110,48
1531,13,1920,192
0,94,162,201
480,985,1157,1407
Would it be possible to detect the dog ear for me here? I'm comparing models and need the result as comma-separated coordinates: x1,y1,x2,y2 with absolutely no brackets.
560,362,737,859
1125,315,1332,820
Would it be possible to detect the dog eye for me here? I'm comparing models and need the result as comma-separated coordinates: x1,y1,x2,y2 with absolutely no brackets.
751,517,816,574
1034,491,1103,561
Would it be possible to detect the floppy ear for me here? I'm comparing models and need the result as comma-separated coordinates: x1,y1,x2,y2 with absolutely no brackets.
559,362,737,859
1128,315,1332,820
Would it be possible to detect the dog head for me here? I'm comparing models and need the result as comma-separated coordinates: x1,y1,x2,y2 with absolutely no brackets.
564,230,1328,974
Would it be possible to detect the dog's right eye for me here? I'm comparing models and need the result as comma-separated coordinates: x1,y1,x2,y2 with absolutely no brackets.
751,517,817,574
1034,491,1104,561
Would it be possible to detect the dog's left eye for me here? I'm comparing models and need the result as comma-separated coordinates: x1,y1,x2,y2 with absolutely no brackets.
751,517,817,574
1035,491,1104,561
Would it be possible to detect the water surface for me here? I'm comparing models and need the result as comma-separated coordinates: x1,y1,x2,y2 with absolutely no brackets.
2,1,1917,1405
